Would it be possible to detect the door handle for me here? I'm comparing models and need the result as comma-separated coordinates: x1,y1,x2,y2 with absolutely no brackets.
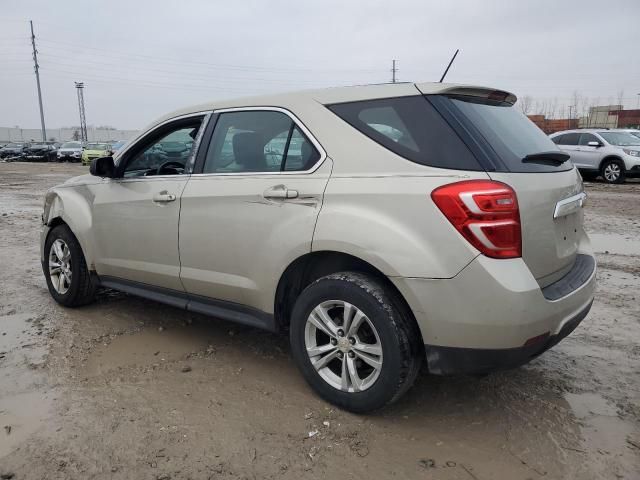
153,192,176,203
263,185,298,200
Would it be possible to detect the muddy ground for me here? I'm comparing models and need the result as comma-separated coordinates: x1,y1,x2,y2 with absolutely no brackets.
0,162,638,479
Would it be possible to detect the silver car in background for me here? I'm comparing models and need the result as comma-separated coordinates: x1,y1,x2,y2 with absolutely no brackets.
550,129,640,183
57,141,84,162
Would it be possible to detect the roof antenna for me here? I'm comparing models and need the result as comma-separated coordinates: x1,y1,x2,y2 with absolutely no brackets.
439,49,459,83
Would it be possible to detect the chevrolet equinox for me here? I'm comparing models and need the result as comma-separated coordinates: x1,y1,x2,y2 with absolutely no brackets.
41,83,596,412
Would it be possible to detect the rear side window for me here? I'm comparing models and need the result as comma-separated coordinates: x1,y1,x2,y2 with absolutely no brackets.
328,96,482,171
557,133,580,145
445,96,572,172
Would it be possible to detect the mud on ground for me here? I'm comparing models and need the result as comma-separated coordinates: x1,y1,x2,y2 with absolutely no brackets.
0,162,638,479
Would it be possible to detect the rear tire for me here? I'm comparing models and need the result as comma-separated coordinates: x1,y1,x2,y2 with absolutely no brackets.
290,272,423,413
43,224,97,307
601,159,625,184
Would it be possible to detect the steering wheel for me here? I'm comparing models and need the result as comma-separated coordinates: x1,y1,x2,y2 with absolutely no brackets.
156,160,185,175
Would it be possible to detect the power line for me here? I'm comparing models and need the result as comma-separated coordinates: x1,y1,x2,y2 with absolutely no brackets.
30,20,46,141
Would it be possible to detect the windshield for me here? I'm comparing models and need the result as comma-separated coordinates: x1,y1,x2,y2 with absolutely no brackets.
61,142,82,148
86,143,109,150
30,144,47,148
446,95,571,172
600,132,640,146
5,143,23,148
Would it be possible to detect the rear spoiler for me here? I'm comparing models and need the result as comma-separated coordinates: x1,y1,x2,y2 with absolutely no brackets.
415,83,517,105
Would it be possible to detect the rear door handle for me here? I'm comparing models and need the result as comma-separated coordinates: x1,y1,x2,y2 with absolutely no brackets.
153,192,176,203
263,185,298,200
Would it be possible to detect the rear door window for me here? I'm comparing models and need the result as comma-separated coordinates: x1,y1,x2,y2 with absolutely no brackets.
202,110,320,174
557,133,580,145
328,96,482,171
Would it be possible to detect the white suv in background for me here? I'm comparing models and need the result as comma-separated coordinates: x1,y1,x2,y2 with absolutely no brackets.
41,83,596,412
550,129,640,183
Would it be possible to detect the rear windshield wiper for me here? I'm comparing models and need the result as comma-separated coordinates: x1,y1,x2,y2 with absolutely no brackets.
522,151,570,166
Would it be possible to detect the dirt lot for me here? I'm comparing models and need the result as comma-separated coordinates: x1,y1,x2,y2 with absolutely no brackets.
0,162,638,479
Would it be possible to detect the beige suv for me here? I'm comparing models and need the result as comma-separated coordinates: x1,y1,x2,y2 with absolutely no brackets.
41,83,596,412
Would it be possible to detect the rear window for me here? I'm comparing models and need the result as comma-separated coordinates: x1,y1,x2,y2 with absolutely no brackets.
446,95,572,172
328,96,482,171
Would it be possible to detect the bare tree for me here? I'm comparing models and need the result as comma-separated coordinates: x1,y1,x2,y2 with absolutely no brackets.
617,89,625,110
616,89,625,127
548,97,558,120
570,91,581,120
519,95,533,114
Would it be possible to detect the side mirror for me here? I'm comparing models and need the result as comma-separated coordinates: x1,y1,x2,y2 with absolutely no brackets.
90,156,115,178
587,141,602,147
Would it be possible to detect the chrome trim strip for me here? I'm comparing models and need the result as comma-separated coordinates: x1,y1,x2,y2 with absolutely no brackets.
553,192,587,219
190,105,327,177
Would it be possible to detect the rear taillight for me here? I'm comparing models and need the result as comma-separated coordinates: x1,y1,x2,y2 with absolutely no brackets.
431,180,521,259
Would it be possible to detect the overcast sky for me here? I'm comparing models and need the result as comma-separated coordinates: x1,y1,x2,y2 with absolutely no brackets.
2,0,639,130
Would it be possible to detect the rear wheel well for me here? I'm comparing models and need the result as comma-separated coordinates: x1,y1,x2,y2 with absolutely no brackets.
274,251,421,339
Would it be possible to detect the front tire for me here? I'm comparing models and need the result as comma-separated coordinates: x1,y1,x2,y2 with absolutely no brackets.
290,272,423,413
43,224,97,307
601,159,625,184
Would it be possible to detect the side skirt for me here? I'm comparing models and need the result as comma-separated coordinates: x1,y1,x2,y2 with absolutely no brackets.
98,275,276,332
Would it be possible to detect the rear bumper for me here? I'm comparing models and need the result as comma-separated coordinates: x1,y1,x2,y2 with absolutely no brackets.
391,241,596,372
423,299,592,375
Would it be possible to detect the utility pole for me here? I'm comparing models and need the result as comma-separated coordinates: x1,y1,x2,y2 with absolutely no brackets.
391,59,398,83
75,82,88,142
30,20,46,142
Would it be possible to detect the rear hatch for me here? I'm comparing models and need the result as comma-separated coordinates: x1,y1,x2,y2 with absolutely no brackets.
418,85,584,287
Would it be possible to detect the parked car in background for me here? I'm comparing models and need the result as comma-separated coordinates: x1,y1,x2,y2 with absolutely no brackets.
0,142,28,159
110,141,126,154
41,83,596,412
57,141,84,162
81,143,112,166
23,142,58,162
550,129,640,183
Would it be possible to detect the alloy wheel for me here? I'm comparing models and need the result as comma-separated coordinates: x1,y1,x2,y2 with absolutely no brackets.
49,239,72,294
603,163,621,182
304,300,383,392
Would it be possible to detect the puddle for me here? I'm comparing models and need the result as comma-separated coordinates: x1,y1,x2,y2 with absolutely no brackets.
0,390,55,457
0,313,53,458
589,233,640,256
83,324,212,375
565,392,639,477
0,313,48,390
565,392,618,418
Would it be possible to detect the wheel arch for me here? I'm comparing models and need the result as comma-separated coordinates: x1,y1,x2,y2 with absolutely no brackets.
274,250,421,341
599,155,625,172
42,189,95,269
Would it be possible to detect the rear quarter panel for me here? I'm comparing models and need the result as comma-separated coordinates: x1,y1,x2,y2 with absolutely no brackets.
313,173,488,279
